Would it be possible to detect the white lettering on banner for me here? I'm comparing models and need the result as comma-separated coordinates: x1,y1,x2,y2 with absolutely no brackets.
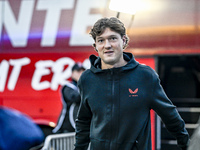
32,60,54,91
0,57,90,92
82,59,91,69
8,58,31,91
0,2,2,41
0,58,31,92
70,0,107,46
51,57,74,90
36,0,74,46
0,0,107,47
32,57,75,91
0,0,34,46
0,60,9,92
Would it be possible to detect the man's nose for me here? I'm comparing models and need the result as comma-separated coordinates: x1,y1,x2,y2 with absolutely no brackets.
104,40,111,48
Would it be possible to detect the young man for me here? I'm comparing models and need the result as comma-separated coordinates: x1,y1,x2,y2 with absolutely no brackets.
74,17,189,150
52,63,85,133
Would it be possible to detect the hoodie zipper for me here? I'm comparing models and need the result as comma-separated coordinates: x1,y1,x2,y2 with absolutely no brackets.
111,70,115,98
110,69,115,149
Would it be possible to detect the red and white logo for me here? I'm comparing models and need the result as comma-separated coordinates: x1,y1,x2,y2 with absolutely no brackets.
129,88,138,97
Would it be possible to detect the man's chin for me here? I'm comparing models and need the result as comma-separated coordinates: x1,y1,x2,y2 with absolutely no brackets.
102,60,116,67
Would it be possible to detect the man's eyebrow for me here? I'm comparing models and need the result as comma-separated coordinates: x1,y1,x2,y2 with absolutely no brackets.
96,37,103,40
109,35,118,38
97,34,118,39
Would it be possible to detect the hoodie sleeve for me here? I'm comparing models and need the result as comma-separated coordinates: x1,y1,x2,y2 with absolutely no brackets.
74,76,92,150
150,70,189,149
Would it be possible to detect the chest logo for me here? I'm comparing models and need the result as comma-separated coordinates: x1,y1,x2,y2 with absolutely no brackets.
129,88,138,97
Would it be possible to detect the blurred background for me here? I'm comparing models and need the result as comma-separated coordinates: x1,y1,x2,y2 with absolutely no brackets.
0,0,199,149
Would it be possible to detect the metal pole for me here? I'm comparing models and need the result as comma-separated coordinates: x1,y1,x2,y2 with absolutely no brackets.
116,12,120,18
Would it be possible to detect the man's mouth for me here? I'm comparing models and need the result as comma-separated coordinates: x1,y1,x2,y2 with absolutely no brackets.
104,51,114,54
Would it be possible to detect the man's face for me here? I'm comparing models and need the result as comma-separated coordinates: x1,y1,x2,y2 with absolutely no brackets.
95,28,126,69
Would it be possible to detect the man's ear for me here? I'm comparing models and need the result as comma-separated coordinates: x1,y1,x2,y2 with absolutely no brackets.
123,35,126,44
122,35,128,49
93,43,98,52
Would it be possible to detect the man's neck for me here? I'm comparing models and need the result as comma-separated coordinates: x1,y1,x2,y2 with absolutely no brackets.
101,59,127,69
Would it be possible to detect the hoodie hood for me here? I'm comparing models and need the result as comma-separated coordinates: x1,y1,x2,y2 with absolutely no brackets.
89,52,139,73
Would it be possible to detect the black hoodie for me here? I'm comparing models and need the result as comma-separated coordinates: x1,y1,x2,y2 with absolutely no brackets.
75,52,189,150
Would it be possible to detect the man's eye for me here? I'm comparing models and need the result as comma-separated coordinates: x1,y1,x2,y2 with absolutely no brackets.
98,39,103,43
111,37,117,40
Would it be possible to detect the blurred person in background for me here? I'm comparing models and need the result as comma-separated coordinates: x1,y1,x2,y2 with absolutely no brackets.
0,106,44,150
52,63,85,134
74,17,189,150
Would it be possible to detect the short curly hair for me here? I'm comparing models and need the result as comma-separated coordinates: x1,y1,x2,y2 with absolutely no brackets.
89,17,129,49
